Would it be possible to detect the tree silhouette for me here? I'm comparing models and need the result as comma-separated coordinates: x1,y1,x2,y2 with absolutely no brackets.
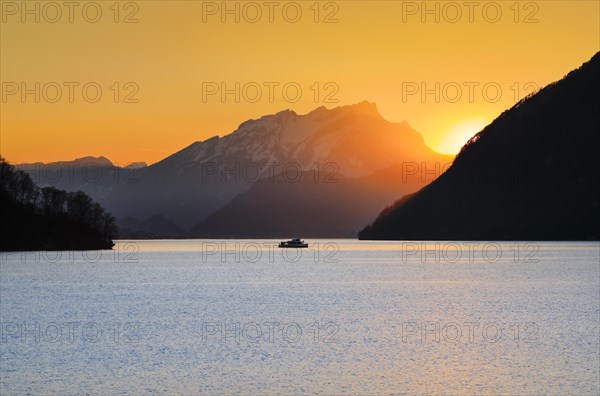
1,157,116,248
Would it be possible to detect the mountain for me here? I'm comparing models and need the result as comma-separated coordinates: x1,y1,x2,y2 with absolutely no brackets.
101,101,450,230
359,52,600,240
17,156,138,203
124,162,148,169
19,156,114,170
19,102,449,235
190,162,439,238
117,215,184,238
189,103,453,237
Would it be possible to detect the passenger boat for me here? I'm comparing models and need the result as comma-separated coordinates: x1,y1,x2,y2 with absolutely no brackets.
278,238,308,248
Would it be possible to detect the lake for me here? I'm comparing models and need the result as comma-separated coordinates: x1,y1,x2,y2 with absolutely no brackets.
1,240,599,395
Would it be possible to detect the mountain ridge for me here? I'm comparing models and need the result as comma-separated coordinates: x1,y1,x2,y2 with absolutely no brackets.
16,101,452,235
359,52,600,240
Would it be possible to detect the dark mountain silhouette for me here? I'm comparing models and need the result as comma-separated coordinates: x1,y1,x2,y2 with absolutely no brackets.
17,156,141,207
1,158,116,251
190,164,437,238
359,52,600,241
117,215,184,238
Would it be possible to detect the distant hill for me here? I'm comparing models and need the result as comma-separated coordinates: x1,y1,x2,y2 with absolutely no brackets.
191,163,439,238
16,156,140,208
359,52,600,240
117,215,184,239
1,158,116,251
124,162,148,169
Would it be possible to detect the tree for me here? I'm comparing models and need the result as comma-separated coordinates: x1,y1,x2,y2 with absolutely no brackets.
102,212,117,240
1,157,117,246
66,191,93,226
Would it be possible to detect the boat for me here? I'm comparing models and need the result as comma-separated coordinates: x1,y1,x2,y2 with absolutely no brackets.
278,238,308,248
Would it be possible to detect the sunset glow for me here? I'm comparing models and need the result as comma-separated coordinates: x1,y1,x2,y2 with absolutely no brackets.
1,2,599,394
1,1,598,164
434,118,489,154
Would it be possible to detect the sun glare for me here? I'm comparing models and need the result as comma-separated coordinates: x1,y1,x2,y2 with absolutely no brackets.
436,119,488,154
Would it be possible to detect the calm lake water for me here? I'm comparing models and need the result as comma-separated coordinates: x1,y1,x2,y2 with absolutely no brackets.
1,240,599,395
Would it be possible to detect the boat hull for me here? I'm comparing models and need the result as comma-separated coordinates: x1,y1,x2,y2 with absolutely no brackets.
278,243,308,248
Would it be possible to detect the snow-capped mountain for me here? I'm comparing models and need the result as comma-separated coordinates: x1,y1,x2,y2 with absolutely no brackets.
19,102,452,232
152,101,439,178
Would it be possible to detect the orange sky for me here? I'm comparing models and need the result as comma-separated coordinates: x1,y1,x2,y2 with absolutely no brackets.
1,1,599,165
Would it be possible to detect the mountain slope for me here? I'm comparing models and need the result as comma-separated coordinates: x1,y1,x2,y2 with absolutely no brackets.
97,101,449,230
17,156,141,204
117,215,184,238
359,52,600,240
17,102,451,235
190,163,437,238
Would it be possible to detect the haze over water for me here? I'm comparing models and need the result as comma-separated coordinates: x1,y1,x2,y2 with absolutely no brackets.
1,240,598,394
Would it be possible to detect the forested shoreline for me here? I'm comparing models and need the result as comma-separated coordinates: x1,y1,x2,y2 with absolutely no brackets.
1,158,116,251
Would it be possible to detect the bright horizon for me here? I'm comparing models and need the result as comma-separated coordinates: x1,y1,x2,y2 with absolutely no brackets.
2,101,484,166
1,1,599,165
